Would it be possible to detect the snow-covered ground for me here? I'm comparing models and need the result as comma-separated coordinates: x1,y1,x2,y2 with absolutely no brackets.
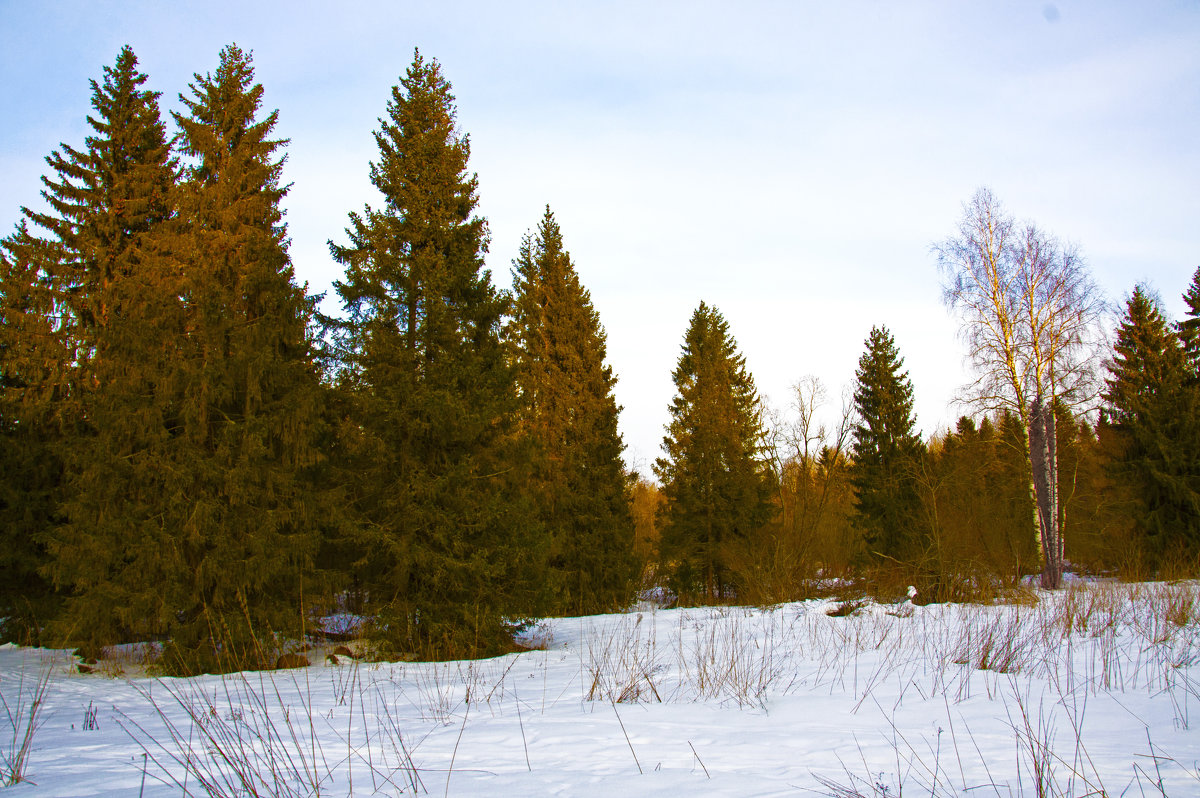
3,581,1199,796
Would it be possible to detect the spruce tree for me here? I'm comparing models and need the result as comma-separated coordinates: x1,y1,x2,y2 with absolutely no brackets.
849,325,925,564
1103,286,1199,556
12,46,180,652
22,45,176,361
509,206,635,614
654,302,771,601
147,44,328,672
328,50,541,658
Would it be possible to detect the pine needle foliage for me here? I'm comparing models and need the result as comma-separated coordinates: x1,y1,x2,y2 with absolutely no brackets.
923,414,1041,587
1103,286,1200,559
147,44,328,673
327,50,541,659
0,225,68,643
849,325,925,564
655,302,771,602
14,46,180,652
1177,267,1200,372
509,207,636,615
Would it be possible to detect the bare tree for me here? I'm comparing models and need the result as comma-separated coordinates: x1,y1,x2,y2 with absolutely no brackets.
935,187,1106,588
764,377,854,556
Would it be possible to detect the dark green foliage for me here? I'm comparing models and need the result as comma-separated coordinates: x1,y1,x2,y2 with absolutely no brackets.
22,44,175,355
655,303,772,602
1177,266,1200,372
160,44,326,672
327,51,541,659
1104,288,1185,428
923,414,1037,584
35,45,326,672
849,326,925,563
1054,410,1135,574
12,47,179,651
510,207,636,615
0,225,68,643
1102,286,1200,560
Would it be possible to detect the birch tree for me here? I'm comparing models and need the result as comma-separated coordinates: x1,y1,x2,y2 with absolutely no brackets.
935,187,1105,588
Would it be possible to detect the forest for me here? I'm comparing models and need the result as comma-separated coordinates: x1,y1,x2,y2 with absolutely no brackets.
2,44,1198,676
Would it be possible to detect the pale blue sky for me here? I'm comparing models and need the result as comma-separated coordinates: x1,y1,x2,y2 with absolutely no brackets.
3,1,1198,471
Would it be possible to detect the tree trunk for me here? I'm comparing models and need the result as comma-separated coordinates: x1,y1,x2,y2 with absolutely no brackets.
1028,396,1062,588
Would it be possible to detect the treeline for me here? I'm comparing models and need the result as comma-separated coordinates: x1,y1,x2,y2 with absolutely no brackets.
647,280,1200,606
1,47,1196,672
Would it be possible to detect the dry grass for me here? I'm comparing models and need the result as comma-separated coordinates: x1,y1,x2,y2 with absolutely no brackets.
584,613,664,703
0,654,52,786
680,608,782,707
101,578,1200,795
121,673,331,798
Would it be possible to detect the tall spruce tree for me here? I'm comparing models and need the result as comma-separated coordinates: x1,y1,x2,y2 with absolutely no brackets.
12,46,180,651
328,51,541,658
509,207,635,614
849,325,925,564
141,44,328,672
1103,286,1199,557
654,302,771,601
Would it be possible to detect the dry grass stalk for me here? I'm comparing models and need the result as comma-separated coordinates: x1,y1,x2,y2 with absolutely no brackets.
0,655,52,786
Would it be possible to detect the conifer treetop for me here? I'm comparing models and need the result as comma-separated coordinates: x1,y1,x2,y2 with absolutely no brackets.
330,48,493,357
1177,267,1200,369
25,45,172,266
1105,285,1186,425
655,301,770,600
851,324,921,461
370,50,481,234
174,43,288,232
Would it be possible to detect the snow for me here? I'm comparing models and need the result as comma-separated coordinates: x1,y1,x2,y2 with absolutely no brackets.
2,581,1198,796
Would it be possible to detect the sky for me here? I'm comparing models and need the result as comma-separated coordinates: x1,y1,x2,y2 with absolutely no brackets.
2,0,1198,474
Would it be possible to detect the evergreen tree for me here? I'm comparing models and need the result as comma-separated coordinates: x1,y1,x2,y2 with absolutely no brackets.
654,302,771,601
328,50,541,658
22,45,176,365
928,416,1036,579
0,225,69,642
11,46,179,651
509,207,635,614
36,45,324,670
1177,266,1200,372
1103,286,1200,557
1052,409,1115,573
849,325,925,563
149,44,327,672
1105,288,1186,427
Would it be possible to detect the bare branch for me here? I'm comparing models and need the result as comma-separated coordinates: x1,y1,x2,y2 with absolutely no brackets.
935,188,1106,421
934,187,1107,589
